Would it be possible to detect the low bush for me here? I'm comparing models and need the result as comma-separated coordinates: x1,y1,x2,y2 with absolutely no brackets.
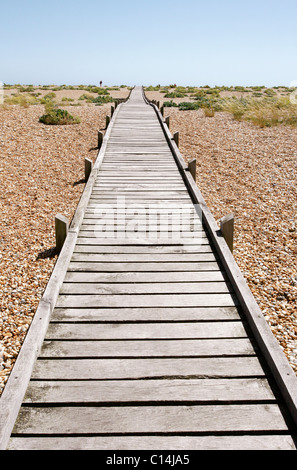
164,92,185,98
178,102,201,110
92,95,114,105
163,100,178,107
79,93,94,102
39,108,81,125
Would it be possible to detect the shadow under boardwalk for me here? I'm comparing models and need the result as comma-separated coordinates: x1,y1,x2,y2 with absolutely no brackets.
6,87,297,450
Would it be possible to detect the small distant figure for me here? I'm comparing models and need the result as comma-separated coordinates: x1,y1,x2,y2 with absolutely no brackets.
100,80,102,87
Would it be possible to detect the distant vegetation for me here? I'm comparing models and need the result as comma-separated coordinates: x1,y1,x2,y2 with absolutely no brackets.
0,83,130,124
145,84,297,127
2,83,297,128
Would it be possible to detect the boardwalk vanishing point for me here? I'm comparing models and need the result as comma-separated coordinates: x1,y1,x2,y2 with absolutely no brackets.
1,86,297,450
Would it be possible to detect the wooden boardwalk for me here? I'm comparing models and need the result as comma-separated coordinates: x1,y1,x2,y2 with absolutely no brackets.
2,87,297,450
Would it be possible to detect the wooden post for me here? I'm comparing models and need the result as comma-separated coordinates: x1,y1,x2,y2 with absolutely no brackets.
111,105,114,117
220,213,234,253
98,131,103,149
165,116,170,129
157,101,160,109
173,131,179,147
85,157,93,181
106,115,110,128
160,105,164,116
188,158,196,182
55,214,69,254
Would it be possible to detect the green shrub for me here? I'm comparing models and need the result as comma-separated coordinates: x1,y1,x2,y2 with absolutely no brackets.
39,108,81,125
178,102,201,110
92,95,114,105
40,92,56,104
61,97,74,102
163,100,178,107
79,93,94,102
145,85,160,91
164,92,185,98
19,85,34,93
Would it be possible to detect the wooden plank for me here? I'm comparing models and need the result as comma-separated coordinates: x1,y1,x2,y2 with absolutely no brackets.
39,338,255,358
73,245,212,254
12,404,291,435
31,357,266,380
75,237,210,245
23,378,273,404
55,293,238,308
64,271,225,283
45,321,247,340
81,224,202,231
70,253,216,262
7,435,297,450
67,262,221,272
50,306,241,322
60,281,232,295
75,234,208,243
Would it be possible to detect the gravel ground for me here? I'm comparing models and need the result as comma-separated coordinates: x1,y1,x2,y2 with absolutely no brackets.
1,86,296,397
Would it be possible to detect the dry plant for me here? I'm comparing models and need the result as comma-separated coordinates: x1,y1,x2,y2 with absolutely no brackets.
222,96,297,127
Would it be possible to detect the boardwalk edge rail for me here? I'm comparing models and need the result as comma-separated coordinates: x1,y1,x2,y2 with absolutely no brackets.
0,94,131,450
143,87,297,428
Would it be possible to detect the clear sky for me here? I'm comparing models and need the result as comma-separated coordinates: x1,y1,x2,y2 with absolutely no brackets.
1,0,297,87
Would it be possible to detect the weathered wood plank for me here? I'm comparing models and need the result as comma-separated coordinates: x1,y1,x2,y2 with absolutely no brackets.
67,262,221,272
45,321,247,340
50,306,241,322
7,434,296,450
64,271,225,283
55,293,238,308
70,253,216,262
78,226,204,233
73,244,212,254
23,378,273,404
75,237,210,245
59,281,232,295
12,404,290,434
31,357,266,380
39,338,255,358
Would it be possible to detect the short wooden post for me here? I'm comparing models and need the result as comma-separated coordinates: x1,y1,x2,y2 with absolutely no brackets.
173,131,179,147
220,213,234,253
188,158,196,181
165,116,170,129
55,214,69,254
157,101,160,109
114,100,118,109
106,115,110,128
98,131,103,149
111,105,114,117
85,157,93,181
160,105,164,116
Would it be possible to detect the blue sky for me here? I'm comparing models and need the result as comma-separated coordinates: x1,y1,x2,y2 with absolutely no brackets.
1,0,297,87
